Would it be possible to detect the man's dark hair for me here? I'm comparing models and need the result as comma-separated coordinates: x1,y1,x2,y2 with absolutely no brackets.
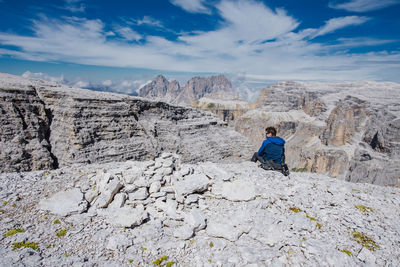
265,127,277,136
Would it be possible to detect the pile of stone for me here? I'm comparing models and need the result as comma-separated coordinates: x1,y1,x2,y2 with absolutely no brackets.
38,153,253,242
1,154,399,266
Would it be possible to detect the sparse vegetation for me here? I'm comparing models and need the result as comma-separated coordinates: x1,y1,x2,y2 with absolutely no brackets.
352,231,379,251
289,207,302,213
53,219,61,224
56,229,67,237
64,254,70,257
4,228,25,237
290,207,322,229
12,241,38,250
355,205,373,213
340,249,353,256
153,255,168,266
207,103,216,109
209,241,214,248
291,167,307,172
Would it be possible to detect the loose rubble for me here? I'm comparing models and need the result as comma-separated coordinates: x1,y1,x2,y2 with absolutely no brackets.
1,153,400,266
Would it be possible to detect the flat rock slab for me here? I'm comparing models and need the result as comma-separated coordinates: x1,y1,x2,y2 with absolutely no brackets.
173,173,211,196
220,180,256,201
100,206,149,228
206,221,243,242
39,188,88,216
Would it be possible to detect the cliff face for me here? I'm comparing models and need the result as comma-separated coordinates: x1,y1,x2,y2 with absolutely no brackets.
139,74,233,106
234,81,400,186
0,73,253,173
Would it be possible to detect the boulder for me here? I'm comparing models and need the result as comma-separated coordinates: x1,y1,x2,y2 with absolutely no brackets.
173,173,211,197
220,180,256,201
39,188,88,216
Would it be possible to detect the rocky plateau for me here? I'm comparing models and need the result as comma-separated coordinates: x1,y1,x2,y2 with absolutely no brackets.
1,153,399,266
141,75,400,186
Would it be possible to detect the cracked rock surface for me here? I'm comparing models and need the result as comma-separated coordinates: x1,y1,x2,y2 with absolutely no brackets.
1,153,399,266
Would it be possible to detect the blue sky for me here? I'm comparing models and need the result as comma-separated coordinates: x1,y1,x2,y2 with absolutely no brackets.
0,0,399,97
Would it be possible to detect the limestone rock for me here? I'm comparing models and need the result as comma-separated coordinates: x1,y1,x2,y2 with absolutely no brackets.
95,178,123,208
206,221,243,242
39,188,88,216
220,180,256,201
173,173,211,197
184,209,206,231
128,187,149,200
102,206,149,228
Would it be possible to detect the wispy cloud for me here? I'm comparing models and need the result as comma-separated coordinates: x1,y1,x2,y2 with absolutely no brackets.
114,26,142,41
313,16,370,38
170,0,211,14
22,71,65,83
329,0,400,12
0,0,398,82
63,0,86,13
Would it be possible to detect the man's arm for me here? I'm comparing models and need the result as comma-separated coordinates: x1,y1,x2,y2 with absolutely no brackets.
257,140,269,155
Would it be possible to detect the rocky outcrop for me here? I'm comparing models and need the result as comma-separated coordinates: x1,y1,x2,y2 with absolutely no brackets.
0,73,253,173
139,74,233,106
138,75,180,103
235,81,400,186
1,156,399,266
0,80,55,172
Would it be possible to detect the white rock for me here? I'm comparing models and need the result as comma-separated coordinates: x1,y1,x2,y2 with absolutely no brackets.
39,188,88,216
134,178,149,188
150,191,167,198
185,194,199,205
201,163,233,181
357,247,376,264
95,178,123,208
123,184,138,193
173,173,211,197
106,234,132,251
163,167,173,176
160,186,175,193
128,187,148,200
184,209,206,231
220,180,256,201
101,206,149,228
108,193,126,209
149,181,161,194
173,224,194,240
84,189,99,203
206,221,243,241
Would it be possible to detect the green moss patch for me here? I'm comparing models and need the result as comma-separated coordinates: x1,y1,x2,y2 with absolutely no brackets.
53,219,61,224
12,241,38,250
56,229,67,237
340,249,353,257
355,205,373,213
153,255,168,266
291,168,307,172
352,231,379,251
4,228,25,237
289,207,302,213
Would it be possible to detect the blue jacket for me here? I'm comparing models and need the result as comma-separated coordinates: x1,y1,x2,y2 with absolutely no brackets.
258,136,286,164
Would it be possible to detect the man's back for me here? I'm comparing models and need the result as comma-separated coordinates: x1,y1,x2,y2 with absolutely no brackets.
258,136,285,164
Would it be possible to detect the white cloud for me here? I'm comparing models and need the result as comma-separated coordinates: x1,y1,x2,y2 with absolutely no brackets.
63,0,86,13
22,71,65,83
0,1,398,83
115,26,142,41
312,16,370,38
329,0,400,12
102,79,112,86
170,0,210,14
136,16,163,27
74,80,89,88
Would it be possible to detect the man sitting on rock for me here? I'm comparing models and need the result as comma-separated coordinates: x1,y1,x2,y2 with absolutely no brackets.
251,127,289,175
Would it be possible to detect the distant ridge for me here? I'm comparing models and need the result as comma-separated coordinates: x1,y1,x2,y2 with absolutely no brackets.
138,74,233,105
